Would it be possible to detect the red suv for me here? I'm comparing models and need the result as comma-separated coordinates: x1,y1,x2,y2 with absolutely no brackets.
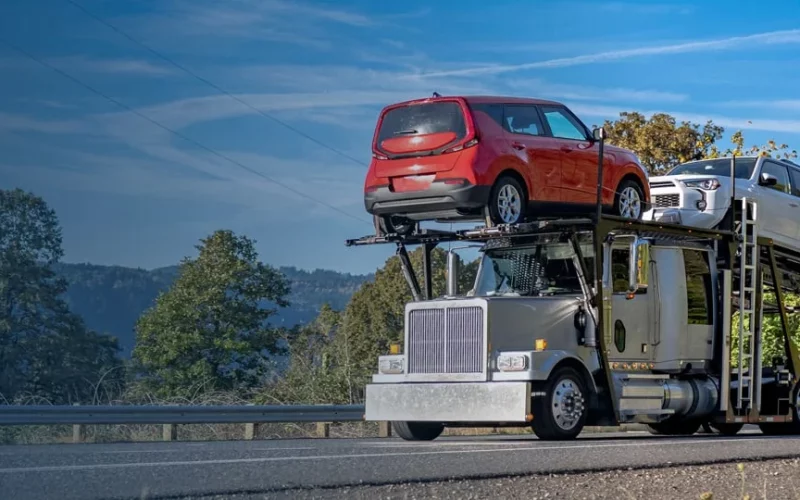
364,95,649,234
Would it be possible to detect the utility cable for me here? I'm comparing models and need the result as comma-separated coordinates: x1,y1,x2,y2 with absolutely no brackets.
0,35,372,225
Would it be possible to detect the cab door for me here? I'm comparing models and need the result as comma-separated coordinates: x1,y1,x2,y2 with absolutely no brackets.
607,242,654,363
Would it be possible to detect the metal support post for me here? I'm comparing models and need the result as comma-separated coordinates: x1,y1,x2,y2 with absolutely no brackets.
594,128,606,222
396,243,422,302
423,243,435,300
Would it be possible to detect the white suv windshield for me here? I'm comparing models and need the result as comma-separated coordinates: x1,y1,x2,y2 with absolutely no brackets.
667,157,757,179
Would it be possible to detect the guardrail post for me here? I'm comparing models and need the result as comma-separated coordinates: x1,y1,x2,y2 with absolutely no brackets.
162,424,177,441
379,421,391,438
316,422,330,438
245,423,259,440
72,424,86,443
71,404,85,443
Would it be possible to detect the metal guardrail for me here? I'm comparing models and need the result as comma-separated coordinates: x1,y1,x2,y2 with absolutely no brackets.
0,404,365,425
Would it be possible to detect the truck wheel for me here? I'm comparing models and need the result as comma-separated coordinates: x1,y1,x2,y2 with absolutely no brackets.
646,418,701,436
709,422,744,436
487,175,527,225
392,421,444,441
613,179,644,219
531,366,588,440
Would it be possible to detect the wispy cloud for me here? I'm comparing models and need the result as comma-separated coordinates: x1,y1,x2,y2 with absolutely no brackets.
505,79,688,103
717,99,800,111
412,29,800,78
596,2,695,15
570,103,800,135
48,55,175,76
128,0,393,50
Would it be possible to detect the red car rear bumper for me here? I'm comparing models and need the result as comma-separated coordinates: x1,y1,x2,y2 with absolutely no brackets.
365,180,491,221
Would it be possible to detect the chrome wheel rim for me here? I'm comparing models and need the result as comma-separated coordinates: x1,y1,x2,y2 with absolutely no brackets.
619,186,642,218
497,184,522,223
551,377,585,431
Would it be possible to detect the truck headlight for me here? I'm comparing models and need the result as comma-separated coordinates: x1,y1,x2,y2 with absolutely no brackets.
497,354,529,371
378,355,404,374
682,178,720,190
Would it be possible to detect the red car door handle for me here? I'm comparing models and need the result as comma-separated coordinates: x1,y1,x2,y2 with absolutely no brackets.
511,142,525,151
560,145,572,152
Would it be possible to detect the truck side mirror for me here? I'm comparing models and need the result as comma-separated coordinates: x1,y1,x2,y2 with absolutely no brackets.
628,237,649,293
446,249,459,297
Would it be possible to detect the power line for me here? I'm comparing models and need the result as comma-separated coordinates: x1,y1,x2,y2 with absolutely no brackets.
63,0,369,168
0,35,372,225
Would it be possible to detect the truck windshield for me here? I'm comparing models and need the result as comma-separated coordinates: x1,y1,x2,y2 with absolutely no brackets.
473,243,593,297
666,157,757,179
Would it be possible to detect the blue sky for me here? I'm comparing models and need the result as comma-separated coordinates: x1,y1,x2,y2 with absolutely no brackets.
2,0,800,275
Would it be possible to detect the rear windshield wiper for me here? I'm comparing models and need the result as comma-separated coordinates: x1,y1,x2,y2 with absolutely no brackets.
394,129,418,135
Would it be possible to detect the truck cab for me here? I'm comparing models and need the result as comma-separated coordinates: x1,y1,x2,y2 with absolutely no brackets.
364,225,724,440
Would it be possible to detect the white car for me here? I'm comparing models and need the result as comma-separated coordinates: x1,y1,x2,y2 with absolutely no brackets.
643,156,800,253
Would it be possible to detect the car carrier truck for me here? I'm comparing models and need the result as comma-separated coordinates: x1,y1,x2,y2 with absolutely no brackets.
346,129,800,441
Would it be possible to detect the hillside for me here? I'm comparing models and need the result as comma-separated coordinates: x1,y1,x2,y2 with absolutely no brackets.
54,262,373,357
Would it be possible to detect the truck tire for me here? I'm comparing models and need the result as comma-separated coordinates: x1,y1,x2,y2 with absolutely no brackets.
646,418,701,436
392,421,444,441
531,366,588,440
709,422,744,436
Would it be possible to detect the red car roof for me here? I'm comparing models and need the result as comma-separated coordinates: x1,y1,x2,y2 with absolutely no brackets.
383,95,565,109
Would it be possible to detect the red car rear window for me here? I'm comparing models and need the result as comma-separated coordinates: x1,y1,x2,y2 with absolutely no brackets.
376,102,467,154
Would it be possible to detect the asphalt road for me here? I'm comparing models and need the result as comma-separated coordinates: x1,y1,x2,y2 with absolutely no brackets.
2,428,800,500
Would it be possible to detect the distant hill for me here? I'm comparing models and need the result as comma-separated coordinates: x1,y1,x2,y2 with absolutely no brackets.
53,262,373,357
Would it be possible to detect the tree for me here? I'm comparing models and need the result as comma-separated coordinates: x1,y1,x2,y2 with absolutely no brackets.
599,112,724,174
0,188,121,404
331,247,479,401
133,230,291,397
598,111,797,175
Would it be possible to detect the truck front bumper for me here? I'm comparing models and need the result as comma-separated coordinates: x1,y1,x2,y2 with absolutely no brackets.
364,382,531,423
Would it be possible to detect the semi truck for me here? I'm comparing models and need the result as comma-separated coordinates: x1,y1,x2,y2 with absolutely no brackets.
346,129,800,441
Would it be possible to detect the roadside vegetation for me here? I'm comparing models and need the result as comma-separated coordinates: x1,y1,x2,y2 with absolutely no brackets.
2,111,799,445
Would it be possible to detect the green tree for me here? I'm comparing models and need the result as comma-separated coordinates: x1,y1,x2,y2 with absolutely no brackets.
0,188,121,404
334,247,479,400
599,112,797,175
133,230,291,397
264,246,480,405
599,111,724,174
265,304,353,404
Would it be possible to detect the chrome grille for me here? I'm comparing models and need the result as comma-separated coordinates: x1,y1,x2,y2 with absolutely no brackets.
653,193,680,208
407,306,484,374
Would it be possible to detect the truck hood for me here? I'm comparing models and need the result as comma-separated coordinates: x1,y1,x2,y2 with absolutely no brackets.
407,295,586,353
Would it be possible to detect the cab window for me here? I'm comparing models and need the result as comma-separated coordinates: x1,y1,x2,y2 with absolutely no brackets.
610,247,647,294
683,249,713,325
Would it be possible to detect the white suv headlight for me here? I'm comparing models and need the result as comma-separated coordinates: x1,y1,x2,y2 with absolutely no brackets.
378,355,404,374
497,354,529,371
683,178,720,190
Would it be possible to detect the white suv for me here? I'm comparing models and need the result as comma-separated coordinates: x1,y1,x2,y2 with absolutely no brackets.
643,156,800,252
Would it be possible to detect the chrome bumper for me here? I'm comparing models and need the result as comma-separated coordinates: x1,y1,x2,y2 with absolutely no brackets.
364,382,531,422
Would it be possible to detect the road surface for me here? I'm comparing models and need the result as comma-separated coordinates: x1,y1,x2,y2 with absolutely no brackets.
1,428,799,499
